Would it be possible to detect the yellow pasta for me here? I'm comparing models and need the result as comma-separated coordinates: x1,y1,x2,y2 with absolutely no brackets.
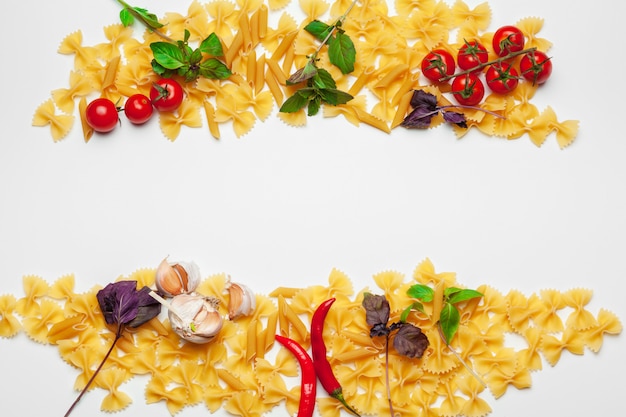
2,256,622,417
353,107,391,133
0,294,21,337
203,100,221,139
31,0,578,147
51,70,94,113
32,99,74,142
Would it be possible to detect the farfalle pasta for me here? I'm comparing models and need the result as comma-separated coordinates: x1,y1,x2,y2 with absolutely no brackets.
2,258,621,416
32,0,578,148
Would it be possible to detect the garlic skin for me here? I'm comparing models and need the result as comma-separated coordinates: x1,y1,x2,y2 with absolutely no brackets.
155,257,201,297
168,293,223,344
226,278,256,320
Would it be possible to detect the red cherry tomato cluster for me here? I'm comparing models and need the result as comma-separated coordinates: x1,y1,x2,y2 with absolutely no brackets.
84,78,184,134
420,25,553,107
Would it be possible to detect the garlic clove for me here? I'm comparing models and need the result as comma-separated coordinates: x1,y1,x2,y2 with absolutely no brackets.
168,293,223,344
225,277,256,320
155,257,201,297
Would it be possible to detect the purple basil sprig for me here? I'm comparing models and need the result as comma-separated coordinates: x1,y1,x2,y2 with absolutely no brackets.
64,280,161,417
401,89,467,129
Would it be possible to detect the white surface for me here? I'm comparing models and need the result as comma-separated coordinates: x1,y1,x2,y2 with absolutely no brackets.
1,0,624,416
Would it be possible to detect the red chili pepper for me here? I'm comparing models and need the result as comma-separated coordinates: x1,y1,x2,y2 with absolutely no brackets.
274,334,317,417
311,298,361,416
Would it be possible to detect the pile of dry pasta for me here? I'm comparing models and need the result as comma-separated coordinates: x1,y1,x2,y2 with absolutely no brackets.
0,258,621,416
32,0,578,147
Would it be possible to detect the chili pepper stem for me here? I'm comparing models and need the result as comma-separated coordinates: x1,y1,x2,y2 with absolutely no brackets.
333,390,361,416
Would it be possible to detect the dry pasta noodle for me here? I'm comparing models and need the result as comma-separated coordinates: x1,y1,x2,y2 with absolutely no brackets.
238,11,253,52
264,66,284,105
348,65,375,96
354,107,391,134
34,1,580,146
254,53,267,94
266,56,288,86
246,48,257,87
391,71,420,107
269,29,298,63
203,100,220,139
2,258,623,416
246,317,258,362
224,30,244,67
391,89,414,129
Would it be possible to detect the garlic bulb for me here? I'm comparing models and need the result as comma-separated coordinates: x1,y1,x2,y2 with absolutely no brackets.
225,277,256,320
168,293,223,344
155,257,201,297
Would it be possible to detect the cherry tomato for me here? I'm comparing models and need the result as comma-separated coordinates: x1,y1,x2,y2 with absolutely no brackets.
520,50,553,85
421,49,456,83
457,40,488,73
150,78,184,112
451,73,485,106
85,98,119,133
492,25,525,57
485,62,519,94
124,94,154,124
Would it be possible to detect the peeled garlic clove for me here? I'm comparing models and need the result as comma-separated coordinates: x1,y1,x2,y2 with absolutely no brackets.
226,278,256,320
155,257,201,297
168,293,223,344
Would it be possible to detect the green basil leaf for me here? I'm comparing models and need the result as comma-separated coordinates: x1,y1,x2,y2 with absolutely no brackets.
311,67,336,90
406,284,434,302
151,59,167,76
279,90,314,113
447,289,483,305
199,58,232,80
317,88,352,106
131,6,164,30
307,96,321,116
328,31,355,74
189,49,203,65
119,9,134,27
150,42,186,70
199,33,224,56
399,301,425,322
304,20,332,41
439,302,460,344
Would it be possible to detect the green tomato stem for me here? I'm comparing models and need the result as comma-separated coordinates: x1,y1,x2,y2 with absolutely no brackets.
438,47,538,82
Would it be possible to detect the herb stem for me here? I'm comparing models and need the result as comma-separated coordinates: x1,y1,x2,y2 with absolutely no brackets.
437,324,487,388
439,104,506,119
309,0,358,62
63,324,123,417
385,334,395,417
115,0,174,42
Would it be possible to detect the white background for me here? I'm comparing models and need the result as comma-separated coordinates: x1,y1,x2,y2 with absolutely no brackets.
1,0,624,416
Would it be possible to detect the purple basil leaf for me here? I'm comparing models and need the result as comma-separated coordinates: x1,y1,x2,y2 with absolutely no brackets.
401,106,436,129
442,111,467,128
393,323,429,359
96,280,140,325
410,89,438,110
362,293,390,328
127,286,162,328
